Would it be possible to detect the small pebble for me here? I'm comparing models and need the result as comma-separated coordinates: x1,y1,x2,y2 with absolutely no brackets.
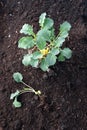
8,34,11,38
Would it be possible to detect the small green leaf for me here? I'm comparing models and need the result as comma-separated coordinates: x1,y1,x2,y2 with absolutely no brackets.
54,37,65,47
60,21,71,32
44,18,54,29
22,54,32,66
39,12,46,28
20,24,34,36
13,72,23,83
46,53,57,66
18,36,35,49
32,51,43,59
58,54,65,61
10,90,20,100
40,58,49,71
30,58,39,68
50,48,60,55
61,48,72,59
13,97,22,108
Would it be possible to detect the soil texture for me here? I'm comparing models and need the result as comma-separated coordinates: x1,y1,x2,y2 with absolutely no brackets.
0,0,87,130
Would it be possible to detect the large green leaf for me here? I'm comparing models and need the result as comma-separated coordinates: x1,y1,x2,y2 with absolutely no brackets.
36,28,51,49
10,90,20,100
13,72,23,83
22,54,32,66
20,24,34,36
54,37,65,47
46,53,57,66
61,48,72,59
32,51,43,59
50,48,60,55
60,21,71,32
13,97,22,108
37,28,51,42
39,12,46,28
44,18,54,29
18,36,35,49
40,58,49,71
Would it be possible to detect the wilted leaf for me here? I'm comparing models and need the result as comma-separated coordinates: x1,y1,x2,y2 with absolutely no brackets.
13,72,23,83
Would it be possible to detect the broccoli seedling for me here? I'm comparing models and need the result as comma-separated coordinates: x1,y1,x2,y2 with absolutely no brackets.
10,72,41,108
18,12,72,71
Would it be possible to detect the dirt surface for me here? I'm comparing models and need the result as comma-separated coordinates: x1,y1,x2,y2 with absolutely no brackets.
0,0,87,130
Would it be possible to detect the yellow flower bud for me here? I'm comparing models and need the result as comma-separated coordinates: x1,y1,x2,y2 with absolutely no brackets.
40,48,49,56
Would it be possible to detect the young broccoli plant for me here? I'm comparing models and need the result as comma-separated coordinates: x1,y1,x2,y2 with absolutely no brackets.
18,12,72,71
10,72,41,108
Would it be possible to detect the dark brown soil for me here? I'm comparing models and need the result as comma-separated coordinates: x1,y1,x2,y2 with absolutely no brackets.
0,0,87,130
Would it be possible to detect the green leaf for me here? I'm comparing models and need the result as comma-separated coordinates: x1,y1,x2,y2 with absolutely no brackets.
18,36,35,49
60,21,71,32
59,31,69,39
20,24,34,36
37,38,46,49
46,53,57,66
40,58,49,71
50,27,55,40
59,22,71,39
13,72,23,83
36,28,51,49
37,28,51,42
30,58,39,68
22,54,32,66
61,48,72,59
58,54,65,61
44,18,54,29
54,37,65,47
39,12,46,28
13,97,22,108
32,51,43,59
50,48,60,55
10,90,20,100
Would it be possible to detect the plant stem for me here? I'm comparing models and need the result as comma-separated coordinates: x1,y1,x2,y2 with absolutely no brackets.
21,81,35,92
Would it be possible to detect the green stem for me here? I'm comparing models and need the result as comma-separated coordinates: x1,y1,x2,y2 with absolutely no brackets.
21,81,35,92
19,90,35,95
